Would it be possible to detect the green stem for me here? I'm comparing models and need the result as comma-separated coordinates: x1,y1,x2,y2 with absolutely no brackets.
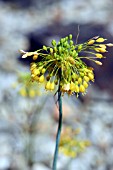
52,86,63,170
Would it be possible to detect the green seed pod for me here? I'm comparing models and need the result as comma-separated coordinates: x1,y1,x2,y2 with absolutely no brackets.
54,53,57,58
54,47,57,52
43,45,47,51
51,40,56,46
80,72,84,77
69,34,72,40
72,50,76,56
65,36,68,41
58,46,62,53
58,41,61,45
60,38,64,44
71,45,75,50
50,48,53,53
70,40,74,46
78,44,83,51
63,42,68,47
70,51,73,56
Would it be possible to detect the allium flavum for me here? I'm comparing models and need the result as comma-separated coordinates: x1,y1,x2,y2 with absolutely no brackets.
20,35,113,96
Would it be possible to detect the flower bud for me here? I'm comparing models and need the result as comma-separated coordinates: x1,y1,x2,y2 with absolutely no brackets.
45,81,51,90
70,40,74,46
95,53,103,58
95,60,102,65
50,48,53,53
79,85,85,93
99,44,106,49
74,85,79,93
83,81,88,88
84,76,89,82
88,39,95,45
51,40,56,46
88,73,94,80
69,34,72,40
41,68,46,74
96,37,106,43
78,77,82,84
39,75,44,83
50,82,55,90
33,54,38,60
43,45,47,50
33,69,40,76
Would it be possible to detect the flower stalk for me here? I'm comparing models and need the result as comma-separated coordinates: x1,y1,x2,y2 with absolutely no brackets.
52,75,63,170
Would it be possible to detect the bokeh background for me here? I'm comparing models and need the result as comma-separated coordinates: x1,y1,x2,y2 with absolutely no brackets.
0,0,113,170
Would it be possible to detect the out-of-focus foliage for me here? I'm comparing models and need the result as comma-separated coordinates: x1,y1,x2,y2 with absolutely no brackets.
59,127,91,158
12,72,44,98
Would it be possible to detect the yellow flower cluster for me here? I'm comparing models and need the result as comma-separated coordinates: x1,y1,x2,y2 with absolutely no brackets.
20,35,113,96
59,127,91,158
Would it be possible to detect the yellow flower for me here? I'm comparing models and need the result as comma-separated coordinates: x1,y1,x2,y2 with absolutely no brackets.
45,81,51,90
99,44,106,49
50,82,55,90
79,85,85,93
95,60,102,65
95,53,103,58
88,73,94,80
95,48,107,53
38,75,44,83
83,81,88,88
96,37,106,43
33,54,38,60
88,39,95,45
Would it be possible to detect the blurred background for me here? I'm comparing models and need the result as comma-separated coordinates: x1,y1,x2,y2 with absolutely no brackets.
0,0,113,169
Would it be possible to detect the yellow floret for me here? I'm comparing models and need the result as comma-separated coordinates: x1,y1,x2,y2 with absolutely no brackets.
95,53,103,58
33,54,38,60
79,85,86,93
50,82,55,90
45,81,51,90
88,73,94,80
83,81,88,88
95,60,102,65
88,39,95,45
84,76,89,82
39,75,45,83
96,37,106,43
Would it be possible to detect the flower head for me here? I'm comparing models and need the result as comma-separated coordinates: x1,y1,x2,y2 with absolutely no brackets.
20,35,113,96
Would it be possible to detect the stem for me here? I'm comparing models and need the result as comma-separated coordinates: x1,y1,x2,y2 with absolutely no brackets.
52,85,63,170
